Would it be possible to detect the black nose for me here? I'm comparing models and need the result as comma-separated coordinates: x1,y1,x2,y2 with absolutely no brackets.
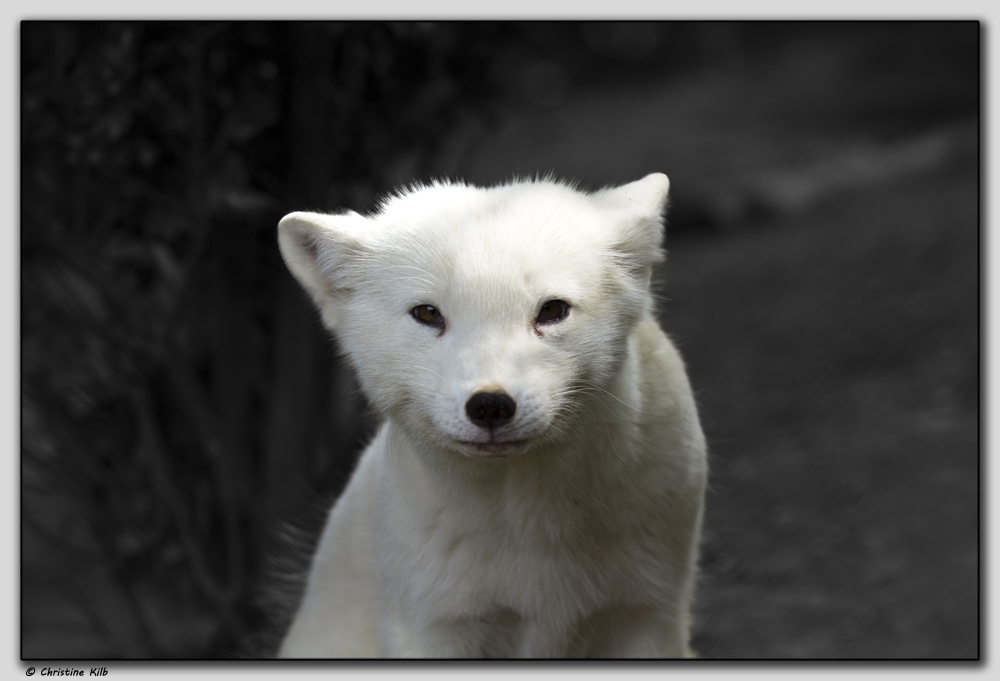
465,391,517,429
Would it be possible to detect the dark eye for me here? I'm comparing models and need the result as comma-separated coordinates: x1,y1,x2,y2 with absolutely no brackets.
411,304,445,327
536,299,570,324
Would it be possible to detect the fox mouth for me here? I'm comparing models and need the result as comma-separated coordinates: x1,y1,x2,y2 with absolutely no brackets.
455,439,527,457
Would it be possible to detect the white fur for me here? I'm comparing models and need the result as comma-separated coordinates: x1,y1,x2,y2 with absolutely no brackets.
276,173,707,658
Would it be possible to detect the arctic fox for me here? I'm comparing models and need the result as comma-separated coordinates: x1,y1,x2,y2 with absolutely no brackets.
276,173,707,658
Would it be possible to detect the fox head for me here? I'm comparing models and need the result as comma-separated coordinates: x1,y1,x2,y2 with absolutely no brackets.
278,173,670,458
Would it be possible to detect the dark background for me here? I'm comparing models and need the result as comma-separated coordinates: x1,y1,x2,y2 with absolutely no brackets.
21,21,979,659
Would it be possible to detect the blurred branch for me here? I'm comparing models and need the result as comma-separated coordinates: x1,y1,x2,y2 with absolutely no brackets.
132,384,236,608
63,586,124,655
159,341,248,595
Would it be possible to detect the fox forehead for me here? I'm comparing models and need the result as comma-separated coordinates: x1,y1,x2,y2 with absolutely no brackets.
347,182,648,318
370,180,611,245
364,213,611,309
363,239,599,324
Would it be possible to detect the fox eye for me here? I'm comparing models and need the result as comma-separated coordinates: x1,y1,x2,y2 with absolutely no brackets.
536,299,570,324
411,304,445,327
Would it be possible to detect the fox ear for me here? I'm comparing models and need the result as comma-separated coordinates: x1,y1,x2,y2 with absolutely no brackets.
599,172,671,274
278,211,370,330
609,172,670,215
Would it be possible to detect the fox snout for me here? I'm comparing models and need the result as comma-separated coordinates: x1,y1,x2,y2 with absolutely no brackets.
465,391,517,430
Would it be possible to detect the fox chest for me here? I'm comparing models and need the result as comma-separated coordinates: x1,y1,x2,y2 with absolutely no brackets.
377,496,665,624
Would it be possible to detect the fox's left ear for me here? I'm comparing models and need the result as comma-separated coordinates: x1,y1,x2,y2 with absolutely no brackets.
599,172,670,273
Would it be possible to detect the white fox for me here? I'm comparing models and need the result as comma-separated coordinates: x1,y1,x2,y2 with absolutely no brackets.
276,173,707,658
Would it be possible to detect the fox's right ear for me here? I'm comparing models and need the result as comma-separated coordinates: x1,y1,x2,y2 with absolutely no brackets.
278,211,370,330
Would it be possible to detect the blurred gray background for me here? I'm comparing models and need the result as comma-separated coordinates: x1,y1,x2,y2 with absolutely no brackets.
21,21,979,659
